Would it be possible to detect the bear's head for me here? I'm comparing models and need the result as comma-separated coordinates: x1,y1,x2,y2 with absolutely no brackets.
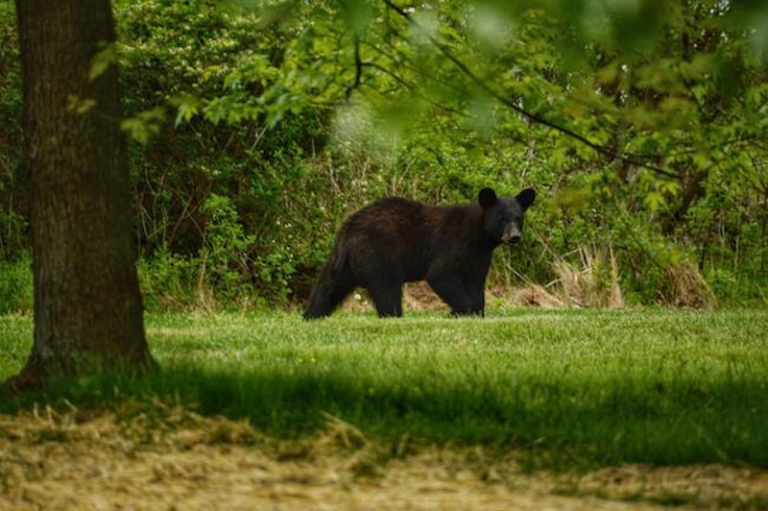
478,187,536,245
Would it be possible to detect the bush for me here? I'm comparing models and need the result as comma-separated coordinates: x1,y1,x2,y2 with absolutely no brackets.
0,253,32,315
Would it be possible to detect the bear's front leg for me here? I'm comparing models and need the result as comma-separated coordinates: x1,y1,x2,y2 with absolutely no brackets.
427,274,475,316
467,283,485,317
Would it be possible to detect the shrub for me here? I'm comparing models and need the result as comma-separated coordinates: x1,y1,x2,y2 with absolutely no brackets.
0,253,32,315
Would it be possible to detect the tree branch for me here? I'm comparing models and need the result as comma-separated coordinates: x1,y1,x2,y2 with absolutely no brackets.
345,34,363,100
381,0,677,179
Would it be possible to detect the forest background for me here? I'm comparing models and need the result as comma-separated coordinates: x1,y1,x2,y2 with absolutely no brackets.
1,0,767,313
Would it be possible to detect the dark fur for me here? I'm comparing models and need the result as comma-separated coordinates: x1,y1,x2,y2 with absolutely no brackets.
304,188,535,319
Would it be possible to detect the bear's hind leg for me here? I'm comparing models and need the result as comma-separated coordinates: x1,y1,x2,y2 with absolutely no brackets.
303,265,356,320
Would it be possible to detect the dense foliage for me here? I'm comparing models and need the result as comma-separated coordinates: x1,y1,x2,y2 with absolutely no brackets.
1,0,767,311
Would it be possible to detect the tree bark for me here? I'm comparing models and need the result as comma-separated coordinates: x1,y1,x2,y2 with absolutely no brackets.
7,0,151,390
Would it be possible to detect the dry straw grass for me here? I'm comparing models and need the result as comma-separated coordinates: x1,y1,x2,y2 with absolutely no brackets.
512,246,626,310
665,262,716,308
512,246,716,310
1,406,766,510
512,284,566,309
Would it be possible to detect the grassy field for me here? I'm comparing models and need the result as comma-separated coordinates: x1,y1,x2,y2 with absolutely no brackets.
1,308,767,469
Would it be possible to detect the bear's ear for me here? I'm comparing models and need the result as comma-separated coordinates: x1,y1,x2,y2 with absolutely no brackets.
478,188,498,209
516,188,536,211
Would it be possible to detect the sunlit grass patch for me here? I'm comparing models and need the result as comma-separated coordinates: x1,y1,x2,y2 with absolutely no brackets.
1,308,767,468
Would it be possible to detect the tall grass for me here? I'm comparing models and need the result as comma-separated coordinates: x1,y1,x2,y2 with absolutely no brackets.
1,309,767,468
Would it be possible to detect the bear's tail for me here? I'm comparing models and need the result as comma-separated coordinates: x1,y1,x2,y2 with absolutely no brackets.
303,243,355,320
331,244,348,275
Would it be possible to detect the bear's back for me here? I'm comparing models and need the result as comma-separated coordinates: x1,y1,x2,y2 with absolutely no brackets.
342,197,425,239
339,197,481,279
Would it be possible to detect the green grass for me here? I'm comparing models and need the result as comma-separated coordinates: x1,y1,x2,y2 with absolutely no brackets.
1,308,767,468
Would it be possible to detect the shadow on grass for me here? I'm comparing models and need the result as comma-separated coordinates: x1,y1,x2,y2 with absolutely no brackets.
2,361,767,469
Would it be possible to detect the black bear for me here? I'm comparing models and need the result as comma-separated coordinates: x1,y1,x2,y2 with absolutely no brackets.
303,187,535,319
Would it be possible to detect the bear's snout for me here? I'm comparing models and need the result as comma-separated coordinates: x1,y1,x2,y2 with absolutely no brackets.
501,224,521,244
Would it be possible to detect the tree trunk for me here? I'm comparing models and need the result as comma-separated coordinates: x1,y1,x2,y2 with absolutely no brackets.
7,0,151,390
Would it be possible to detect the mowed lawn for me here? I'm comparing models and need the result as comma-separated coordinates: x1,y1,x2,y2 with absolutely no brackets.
1,308,767,468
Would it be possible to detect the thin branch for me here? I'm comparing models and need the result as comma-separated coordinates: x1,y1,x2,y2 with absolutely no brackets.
359,79,471,120
361,61,411,90
360,61,467,118
345,34,364,100
381,0,677,179
362,37,468,97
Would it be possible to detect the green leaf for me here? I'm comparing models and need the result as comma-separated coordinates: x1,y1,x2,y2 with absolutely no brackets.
66,95,97,115
172,94,202,128
644,191,665,213
89,43,119,82
120,107,167,145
